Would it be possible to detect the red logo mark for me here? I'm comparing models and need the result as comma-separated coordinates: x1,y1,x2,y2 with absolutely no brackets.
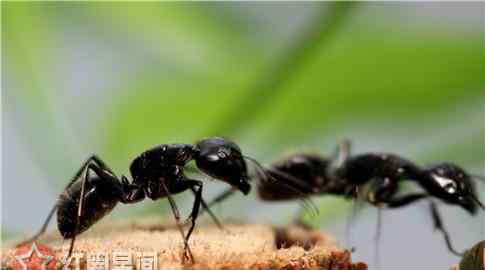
12,242,57,270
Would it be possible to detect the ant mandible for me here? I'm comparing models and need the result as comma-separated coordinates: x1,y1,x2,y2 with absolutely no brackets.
18,137,252,263
205,140,485,256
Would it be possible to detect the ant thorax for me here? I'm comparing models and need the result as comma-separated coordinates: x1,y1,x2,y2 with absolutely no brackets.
129,144,194,182
340,153,422,185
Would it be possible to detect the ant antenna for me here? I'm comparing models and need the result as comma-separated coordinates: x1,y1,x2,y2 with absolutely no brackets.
242,155,268,182
242,155,278,188
468,174,485,211
243,155,319,216
266,168,320,216
470,193,485,212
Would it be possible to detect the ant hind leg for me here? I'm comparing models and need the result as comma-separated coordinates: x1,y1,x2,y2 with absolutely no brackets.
16,204,57,246
17,155,109,247
66,162,100,260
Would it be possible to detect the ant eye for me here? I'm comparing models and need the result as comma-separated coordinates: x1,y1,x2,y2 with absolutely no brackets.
445,183,457,193
207,154,219,162
218,151,228,159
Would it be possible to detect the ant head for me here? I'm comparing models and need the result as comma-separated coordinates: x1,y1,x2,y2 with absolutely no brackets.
425,163,481,214
195,137,251,195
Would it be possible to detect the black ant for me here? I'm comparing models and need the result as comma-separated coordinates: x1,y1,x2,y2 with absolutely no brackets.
18,137,253,263
205,140,485,256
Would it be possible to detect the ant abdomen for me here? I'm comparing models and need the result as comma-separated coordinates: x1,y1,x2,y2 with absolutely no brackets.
57,176,120,238
258,154,329,201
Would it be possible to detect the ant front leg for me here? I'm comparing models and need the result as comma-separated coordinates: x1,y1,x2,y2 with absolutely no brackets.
430,201,464,256
191,188,224,230
366,177,428,208
166,177,223,242
170,178,204,243
381,193,429,208
197,187,237,228
159,179,194,263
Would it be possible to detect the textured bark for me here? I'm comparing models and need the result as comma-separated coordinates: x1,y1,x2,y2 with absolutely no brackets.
2,219,367,270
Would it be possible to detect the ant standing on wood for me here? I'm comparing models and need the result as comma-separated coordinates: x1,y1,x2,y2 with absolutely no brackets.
18,137,252,263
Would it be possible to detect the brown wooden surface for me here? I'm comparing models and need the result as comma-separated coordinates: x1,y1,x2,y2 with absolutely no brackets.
2,219,367,270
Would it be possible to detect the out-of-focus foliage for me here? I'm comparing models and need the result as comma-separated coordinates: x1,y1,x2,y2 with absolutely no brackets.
459,240,484,270
3,2,484,228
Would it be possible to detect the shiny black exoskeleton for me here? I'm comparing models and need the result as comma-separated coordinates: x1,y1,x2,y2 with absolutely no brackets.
207,140,485,256
19,137,251,262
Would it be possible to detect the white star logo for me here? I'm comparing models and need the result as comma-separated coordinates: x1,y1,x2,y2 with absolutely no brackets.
15,243,53,270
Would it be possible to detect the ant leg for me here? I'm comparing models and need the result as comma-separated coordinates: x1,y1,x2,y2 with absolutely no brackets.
159,180,193,262
333,139,352,168
67,155,110,189
192,189,224,230
176,180,203,244
17,156,109,246
374,208,383,270
89,155,116,175
367,177,426,209
16,204,57,246
197,187,237,223
430,201,464,256
66,160,121,260
205,187,237,209
367,184,426,269
326,140,352,181
66,162,98,259
381,193,428,208
168,178,209,243
292,203,314,229
345,198,363,250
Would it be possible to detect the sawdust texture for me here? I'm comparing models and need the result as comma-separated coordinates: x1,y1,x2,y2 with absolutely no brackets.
2,219,366,270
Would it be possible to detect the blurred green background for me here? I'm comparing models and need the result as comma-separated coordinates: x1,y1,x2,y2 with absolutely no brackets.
2,2,484,269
